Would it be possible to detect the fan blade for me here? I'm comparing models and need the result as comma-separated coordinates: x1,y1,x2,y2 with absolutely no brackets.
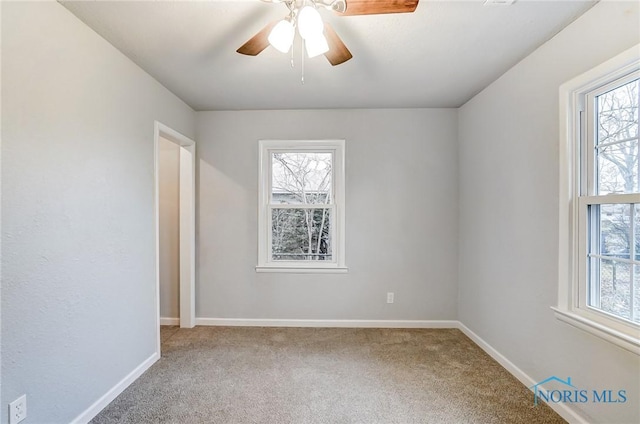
237,21,278,56
323,22,352,66
339,0,418,16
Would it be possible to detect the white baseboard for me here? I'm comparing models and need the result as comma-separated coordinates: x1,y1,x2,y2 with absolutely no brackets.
160,317,179,326
70,352,160,424
72,319,590,424
195,318,458,328
457,322,589,424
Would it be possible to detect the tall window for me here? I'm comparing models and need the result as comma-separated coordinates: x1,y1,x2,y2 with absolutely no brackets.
557,45,640,354
257,140,346,272
583,75,639,324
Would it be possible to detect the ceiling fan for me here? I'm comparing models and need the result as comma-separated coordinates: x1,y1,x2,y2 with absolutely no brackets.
237,0,419,66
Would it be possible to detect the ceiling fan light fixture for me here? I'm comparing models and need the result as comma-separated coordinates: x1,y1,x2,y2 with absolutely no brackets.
268,19,295,53
239,0,420,67
305,33,329,58
297,5,324,40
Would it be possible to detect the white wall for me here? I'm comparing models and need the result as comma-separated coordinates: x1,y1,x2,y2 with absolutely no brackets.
159,137,180,319
1,2,194,423
4,0,638,422
458,2,640,423
0,1,4,407
196,109,458,321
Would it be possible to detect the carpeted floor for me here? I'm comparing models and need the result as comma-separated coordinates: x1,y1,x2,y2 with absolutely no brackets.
91,327,565,423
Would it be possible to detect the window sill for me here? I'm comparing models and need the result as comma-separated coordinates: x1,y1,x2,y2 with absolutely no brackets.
551,307,640,355
256,266,349,274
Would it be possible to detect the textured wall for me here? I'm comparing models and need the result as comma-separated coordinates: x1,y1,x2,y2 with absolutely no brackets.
4,1,639,423
195,109,458,321
159,137,180,319
458,2,640,423
1,2,194,423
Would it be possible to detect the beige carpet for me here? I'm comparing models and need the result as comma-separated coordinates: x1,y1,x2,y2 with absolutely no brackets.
91,327,565,423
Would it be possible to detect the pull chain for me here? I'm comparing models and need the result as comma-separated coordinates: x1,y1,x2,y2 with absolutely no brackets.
290,41,295,68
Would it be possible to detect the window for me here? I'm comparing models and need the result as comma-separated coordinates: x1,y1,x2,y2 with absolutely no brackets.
556,45,640,354
257,140,346,273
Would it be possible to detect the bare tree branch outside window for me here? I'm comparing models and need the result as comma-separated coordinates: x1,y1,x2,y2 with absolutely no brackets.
271,152,333,261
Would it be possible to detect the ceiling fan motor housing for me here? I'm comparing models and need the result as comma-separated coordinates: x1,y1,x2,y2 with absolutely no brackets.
268,0,346,13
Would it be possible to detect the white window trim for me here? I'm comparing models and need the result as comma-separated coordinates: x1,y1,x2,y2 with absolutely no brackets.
557,44,640,355
257,139,347,273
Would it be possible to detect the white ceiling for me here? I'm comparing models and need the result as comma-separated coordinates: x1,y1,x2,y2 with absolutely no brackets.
61,0,596,111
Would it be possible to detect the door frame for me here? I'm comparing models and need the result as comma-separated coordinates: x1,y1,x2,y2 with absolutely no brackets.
154,121,196,351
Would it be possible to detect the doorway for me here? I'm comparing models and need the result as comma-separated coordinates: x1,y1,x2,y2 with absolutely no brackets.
154,122,196,353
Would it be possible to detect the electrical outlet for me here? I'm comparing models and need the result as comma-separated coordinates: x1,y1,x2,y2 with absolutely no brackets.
386,292,394,304
9,395,27,424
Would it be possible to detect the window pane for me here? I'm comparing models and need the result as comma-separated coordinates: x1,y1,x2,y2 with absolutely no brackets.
591,258,631,321
271,208,332,261
636,204,640,261
597,79,639,144
595,79,639,195
597,204,631,258
271,152,332,204
634,265,640,323
588,203,640,323
597,140,638,194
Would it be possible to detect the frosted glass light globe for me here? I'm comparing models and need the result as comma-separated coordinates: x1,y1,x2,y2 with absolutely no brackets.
297,6,323,40
268,19,294,53
305,33,329,58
